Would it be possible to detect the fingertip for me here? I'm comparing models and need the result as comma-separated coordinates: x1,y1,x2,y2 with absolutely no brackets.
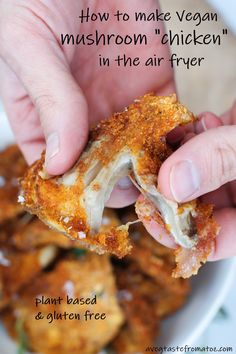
166,126,185,145
142,219,177,249
45,128,88,176
106,180,139,208
45,150,78,176
195,112,222,134
157,159,175,200
208,208,236,261
19,140,45,166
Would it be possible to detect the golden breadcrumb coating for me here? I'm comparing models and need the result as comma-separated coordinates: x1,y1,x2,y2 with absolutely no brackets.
11,208,119,252
173,203,219,278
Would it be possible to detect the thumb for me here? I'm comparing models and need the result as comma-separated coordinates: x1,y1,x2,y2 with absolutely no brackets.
158,126,236,202
1,25,88,175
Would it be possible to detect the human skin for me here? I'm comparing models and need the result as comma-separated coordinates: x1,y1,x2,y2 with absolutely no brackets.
0,0,174,208
145,103,236,261
0,0,235,261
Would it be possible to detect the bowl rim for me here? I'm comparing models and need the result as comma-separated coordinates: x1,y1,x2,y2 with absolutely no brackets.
180,258,236,346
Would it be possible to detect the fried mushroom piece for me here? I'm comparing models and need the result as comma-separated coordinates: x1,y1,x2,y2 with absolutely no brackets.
0,145,27,224
112,264,159,354
111,253,189,354
1,254,124,354
11,218,78,251
19,94,219,277
11,209,119,251
0,209,119,310
20,95,194,251
0,238,58,311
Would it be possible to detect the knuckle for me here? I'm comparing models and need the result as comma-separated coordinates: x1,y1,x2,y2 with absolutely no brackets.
0,5,41,57
215,138,236,185
0,18,26,57
35,94,57,118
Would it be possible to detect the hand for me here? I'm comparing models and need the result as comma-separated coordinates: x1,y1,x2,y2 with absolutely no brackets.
143,101,236,261
0,0,175,207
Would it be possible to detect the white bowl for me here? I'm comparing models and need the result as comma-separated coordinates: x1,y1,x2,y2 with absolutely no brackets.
0,111,236,352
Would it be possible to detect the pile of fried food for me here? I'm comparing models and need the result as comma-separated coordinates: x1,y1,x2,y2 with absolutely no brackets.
0,145,190,354
0,94,219,353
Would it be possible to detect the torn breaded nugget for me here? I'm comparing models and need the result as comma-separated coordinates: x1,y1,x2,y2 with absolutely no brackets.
12,208,120,251
19,95,193,251
136,198,219,278
1,254,124,354
0,145,27,224
19,94,219,277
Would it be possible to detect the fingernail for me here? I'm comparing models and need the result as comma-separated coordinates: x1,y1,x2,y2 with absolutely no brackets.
45,132,59,165
170,160,200,202
195,117,207,134
118,177,132,190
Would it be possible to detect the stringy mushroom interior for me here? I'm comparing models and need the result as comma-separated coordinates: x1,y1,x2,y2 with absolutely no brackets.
67,146,198,249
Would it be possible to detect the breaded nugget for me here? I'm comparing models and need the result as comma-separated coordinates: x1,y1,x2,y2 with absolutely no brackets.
0,145,27,224
19,94,218,277
1,254,124,354
123,209,190,293
0,242,58,310
112,255,189,354
12,218,83,251
19,94,194,256
11,208,119,251
112,264,159,354
0,208,119,310
0,216,59,310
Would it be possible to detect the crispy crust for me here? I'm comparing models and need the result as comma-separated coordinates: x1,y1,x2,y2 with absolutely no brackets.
11,218,79,251
20,152,131,257
11,208,119,252
173,203,219,278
